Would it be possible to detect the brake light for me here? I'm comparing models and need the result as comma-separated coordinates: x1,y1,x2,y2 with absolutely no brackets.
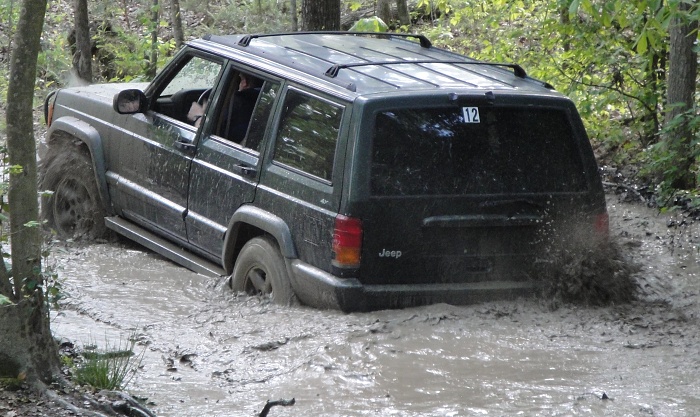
44,91,57,127
332,215,362,269
46,100,54,127
595,212,609,240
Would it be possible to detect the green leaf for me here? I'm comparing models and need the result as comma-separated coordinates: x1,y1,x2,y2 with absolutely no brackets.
349,17,389,33
8,165,23,175
635,32,648,54
568,0,581,17
23,221,42,228
0,294,13,306
348,0,362,12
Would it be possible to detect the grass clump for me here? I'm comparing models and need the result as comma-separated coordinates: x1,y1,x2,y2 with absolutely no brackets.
73,334,144,391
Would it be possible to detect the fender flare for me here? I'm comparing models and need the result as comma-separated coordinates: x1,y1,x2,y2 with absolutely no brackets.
221,205,298,273
46,116,112,215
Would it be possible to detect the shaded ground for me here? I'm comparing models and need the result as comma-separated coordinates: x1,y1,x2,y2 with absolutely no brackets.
2,190,700,416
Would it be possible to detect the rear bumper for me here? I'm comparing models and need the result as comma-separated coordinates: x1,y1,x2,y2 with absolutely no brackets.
288,259,538,312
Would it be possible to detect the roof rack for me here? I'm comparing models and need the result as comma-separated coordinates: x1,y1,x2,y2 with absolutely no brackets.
324,60,527,79
237,31,432,48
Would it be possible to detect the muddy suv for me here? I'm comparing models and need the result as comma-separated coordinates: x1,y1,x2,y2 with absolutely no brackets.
42,32,608,311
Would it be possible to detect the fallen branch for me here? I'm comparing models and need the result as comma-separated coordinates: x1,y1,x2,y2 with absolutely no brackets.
602,181,647,203
259,398,295,417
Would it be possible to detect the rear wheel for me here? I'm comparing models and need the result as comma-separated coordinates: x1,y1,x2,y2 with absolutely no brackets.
40,140,107,240
231,236,297,306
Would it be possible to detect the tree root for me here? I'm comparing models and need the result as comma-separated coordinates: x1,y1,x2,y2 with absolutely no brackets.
37,379,155,417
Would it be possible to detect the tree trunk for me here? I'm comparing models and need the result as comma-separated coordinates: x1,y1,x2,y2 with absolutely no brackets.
663,4,699,190
73,0,92,82
301,0,340,31
0,296,57,383
290,0,298,31
395,0,410,26
2,0,59,384
171,0,184,48
377,0,392,26
148,0,160,79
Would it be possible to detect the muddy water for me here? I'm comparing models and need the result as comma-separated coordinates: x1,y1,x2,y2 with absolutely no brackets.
51,198,700,416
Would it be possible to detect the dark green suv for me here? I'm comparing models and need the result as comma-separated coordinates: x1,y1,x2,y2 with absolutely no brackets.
42,32,608,311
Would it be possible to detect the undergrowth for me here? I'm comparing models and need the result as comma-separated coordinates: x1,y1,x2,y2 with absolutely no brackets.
72,334,145,391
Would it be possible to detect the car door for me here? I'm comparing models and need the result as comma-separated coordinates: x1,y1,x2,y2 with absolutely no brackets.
107,51,224,243
185,66,282,258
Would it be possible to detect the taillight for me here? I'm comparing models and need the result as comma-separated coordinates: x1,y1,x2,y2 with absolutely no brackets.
332,215,362,270
595,211,609,240
44,90,57,127
46,103,54,127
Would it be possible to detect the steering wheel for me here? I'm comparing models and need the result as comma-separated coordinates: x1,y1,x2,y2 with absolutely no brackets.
197,88,212,105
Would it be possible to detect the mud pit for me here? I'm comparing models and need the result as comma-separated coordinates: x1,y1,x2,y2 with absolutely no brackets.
51,196,700,416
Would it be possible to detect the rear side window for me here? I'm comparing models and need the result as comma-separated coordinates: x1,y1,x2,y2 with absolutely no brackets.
273,89,343,182
371,107,588,196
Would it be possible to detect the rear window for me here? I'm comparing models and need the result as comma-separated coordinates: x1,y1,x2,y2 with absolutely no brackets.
273,89,343,182
371,106,588,196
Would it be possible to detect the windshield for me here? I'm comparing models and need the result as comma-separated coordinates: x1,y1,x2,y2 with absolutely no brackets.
371,106,588,196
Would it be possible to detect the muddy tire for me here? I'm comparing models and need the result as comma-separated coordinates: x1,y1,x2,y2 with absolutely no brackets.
231,236,298,306
40,139,107,240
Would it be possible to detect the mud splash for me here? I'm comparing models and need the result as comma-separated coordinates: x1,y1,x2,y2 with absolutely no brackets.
51,196,700,416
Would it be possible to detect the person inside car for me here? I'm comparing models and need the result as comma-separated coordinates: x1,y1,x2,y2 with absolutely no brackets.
221,72,263,143
187,89,211,127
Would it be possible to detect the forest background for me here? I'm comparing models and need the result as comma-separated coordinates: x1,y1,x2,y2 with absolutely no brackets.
0,0,698,208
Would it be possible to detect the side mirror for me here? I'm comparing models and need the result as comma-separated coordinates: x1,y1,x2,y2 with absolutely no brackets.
113,89,148,114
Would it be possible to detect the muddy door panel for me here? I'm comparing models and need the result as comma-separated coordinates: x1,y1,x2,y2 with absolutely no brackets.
186,137,258,256
106,112,193,241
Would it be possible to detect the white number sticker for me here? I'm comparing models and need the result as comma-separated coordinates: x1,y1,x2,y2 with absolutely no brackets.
462,107,481,123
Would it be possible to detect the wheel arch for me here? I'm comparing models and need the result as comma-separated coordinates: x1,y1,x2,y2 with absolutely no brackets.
45,117,112,215
221,205,298,274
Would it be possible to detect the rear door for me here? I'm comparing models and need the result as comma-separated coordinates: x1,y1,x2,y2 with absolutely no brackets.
355,98,594,285
185,68,282,258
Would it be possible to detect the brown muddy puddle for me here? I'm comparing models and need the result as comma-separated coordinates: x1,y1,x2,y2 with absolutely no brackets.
51,197,700,416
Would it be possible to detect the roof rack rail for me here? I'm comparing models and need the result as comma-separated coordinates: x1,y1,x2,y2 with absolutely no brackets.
237,31,432,48
324,60,527,79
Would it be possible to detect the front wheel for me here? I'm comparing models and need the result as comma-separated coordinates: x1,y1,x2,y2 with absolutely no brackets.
40,140,107,240
230,236,298,306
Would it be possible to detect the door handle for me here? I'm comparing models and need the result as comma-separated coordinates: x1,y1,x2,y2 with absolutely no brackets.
234,164,257,177
174,139,195,151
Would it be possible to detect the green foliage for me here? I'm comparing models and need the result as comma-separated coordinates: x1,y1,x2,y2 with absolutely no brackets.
349,17,389,32
73,335,144,391
642,108,700,201
183,0,291,36
0,293,13,306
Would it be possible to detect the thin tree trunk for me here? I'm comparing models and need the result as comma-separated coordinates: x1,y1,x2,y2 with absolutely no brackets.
7,0,44,298
149,0,159,78
171,0,184,48
73,0,92,83
290,0,298,31
377,0,391,26
3,0,59,384
395,0,409,26
663,4,699,189
301,0,340,31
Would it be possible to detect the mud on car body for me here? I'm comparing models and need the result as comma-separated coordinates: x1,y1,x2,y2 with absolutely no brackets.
42,32,608,312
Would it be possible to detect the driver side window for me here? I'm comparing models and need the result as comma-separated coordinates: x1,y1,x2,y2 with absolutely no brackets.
153,56,222,125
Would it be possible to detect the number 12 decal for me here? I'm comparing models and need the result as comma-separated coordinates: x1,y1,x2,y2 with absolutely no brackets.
462,107,480,123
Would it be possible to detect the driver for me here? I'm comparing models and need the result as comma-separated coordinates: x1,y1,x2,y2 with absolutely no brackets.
187,89,210,127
